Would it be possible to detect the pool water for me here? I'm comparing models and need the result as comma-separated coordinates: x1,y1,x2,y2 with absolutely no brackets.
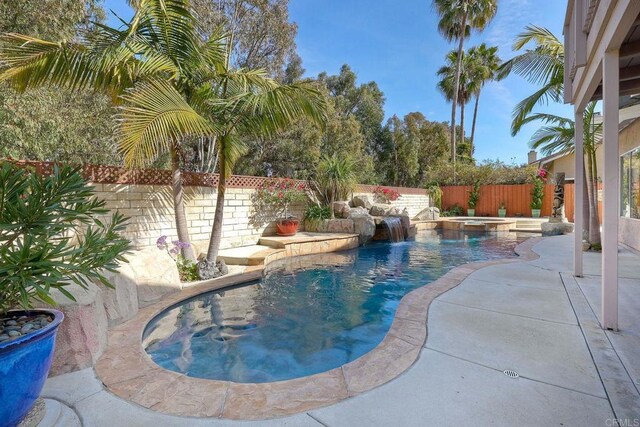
143,230,525,383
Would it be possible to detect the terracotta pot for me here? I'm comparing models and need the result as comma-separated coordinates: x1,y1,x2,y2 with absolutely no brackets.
276,218,300,236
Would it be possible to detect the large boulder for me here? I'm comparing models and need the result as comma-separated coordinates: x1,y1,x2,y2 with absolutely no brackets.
333,201,351,219
96,263,139,327
127,247,182,308
369,203,391,216
348,210,376,245
325,219,355,233
46,282,109,376
413,207,440,221
541,222,574,236
351,195,373,210
370,204,399,217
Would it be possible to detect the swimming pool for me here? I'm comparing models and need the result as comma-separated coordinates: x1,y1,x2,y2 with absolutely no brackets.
142,230,525,383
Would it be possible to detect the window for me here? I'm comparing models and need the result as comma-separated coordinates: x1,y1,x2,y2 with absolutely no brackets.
621,147,640,219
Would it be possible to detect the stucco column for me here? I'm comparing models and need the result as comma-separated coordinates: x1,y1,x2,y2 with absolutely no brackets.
574,107,584,277
601,49,620,331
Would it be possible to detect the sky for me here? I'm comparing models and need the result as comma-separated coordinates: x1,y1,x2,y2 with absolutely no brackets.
102,0,572,164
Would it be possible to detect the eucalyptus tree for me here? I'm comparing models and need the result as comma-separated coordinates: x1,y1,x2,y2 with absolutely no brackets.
467,43,501,153
525,102,601,245
433,0,498,167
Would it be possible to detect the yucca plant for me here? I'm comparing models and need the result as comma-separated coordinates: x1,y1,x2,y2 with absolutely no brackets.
0,162,130,316
316,155,358,219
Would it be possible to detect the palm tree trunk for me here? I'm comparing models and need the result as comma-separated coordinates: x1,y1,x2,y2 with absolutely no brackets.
460,101,466,158
586,147,601,245
470,90,481,157
450,11,468,170
206,140,227,265
582,159,590,240
171,144,196,262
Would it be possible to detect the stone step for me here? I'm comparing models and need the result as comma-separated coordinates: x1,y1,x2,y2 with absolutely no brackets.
217,245,284,266
258,232,359,249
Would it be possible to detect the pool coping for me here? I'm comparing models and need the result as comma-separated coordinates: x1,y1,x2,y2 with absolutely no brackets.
95,236,542,420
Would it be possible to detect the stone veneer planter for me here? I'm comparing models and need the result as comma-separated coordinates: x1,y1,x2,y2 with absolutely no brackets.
95,237,542,420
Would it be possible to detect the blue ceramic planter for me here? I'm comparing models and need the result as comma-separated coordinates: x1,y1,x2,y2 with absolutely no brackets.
0,309,63,427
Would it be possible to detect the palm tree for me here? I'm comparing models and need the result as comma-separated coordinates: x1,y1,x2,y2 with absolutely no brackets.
499,25,598,244
195,72,327,276
467,43,501,154
316,154,358,219
497,25,565,136
437,49,478,157
0,0,217,261
433,0,498,167
525,102,601,245
0,0,328,273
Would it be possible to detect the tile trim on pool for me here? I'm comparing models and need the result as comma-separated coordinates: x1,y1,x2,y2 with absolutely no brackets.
95,236,542,420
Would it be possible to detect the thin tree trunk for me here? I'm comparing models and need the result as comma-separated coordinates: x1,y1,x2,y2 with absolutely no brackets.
582,158,590,240
586,147,601,245
460,101,465,159
171,144,196,262
470,90,481,157
206,140,227,265
450,12,468,172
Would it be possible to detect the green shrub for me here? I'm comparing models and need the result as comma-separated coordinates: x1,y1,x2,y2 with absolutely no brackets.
467,182,480,209
530,178,544,209
0,162,130,316
425,183,443,209
441,203,463,217
304,204,331,221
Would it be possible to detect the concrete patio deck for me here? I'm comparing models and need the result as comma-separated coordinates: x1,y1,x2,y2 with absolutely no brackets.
39,235,640,426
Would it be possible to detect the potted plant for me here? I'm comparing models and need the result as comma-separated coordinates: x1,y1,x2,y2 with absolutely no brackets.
531,176,545,218
467,182,480,216
255,178,308,236
0,163,130,426
498,201,507,217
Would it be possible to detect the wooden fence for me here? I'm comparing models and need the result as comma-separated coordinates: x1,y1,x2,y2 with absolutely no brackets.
441,184,578,221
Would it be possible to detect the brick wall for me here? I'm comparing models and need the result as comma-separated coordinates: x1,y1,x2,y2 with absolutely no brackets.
94,184,430,255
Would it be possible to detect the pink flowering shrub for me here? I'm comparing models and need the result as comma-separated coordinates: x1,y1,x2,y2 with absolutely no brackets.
373,186,401,203
253,178,308,218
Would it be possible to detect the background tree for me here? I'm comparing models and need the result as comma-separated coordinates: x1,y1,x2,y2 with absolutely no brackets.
433,0,498,168
0,0,117,164
437,49,479,157
192,0,298,79
467,43,501,153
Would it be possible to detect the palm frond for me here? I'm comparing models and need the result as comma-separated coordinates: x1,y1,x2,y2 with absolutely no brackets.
511,81,563,135
117,79,216,167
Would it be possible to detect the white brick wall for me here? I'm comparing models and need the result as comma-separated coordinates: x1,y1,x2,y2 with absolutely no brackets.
94,184,431,255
